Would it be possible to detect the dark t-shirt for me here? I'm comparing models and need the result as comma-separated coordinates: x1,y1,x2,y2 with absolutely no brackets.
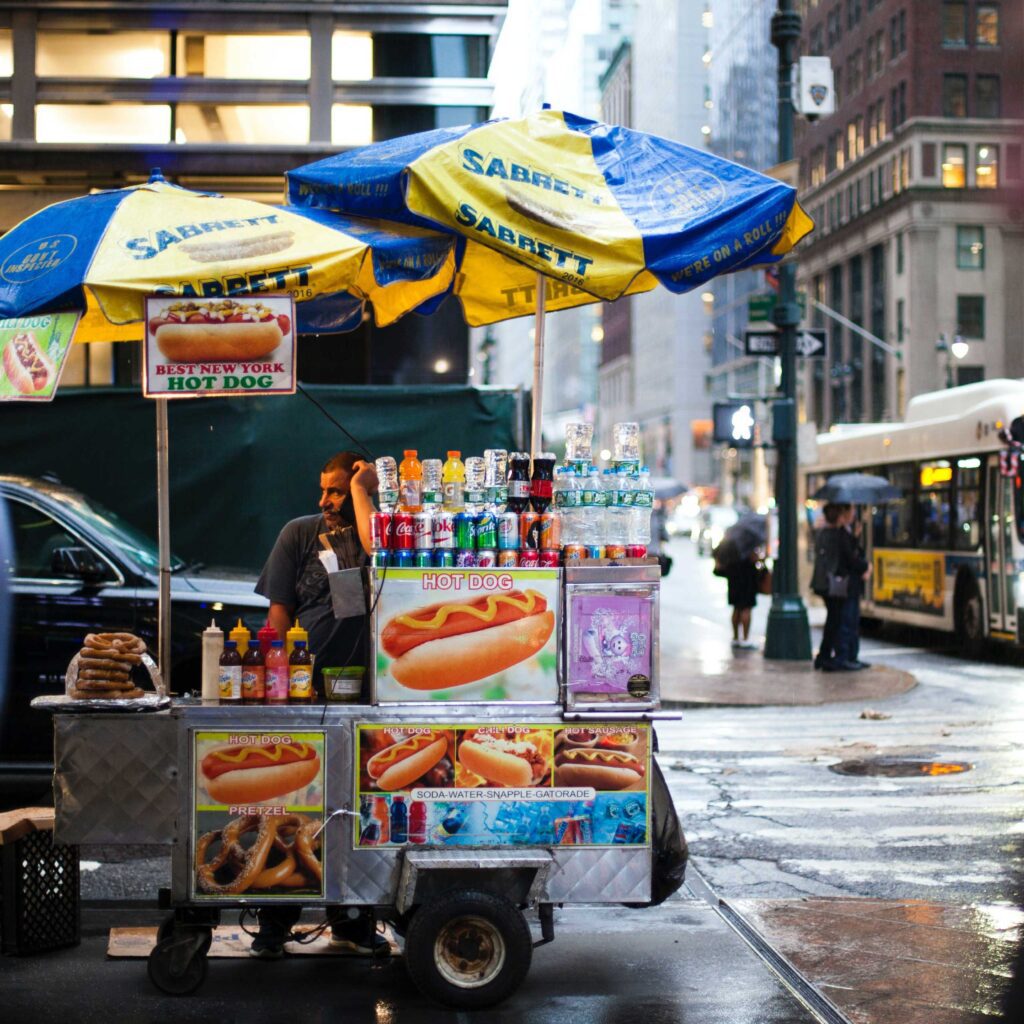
256,505,366,670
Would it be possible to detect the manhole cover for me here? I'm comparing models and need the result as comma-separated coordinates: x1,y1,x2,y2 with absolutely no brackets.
829,757,972,777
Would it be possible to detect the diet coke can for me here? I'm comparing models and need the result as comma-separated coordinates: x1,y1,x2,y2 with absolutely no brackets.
392,512,414,550
432,511,454,549
539,549,561,567
413,511,434,549
369,511,393,550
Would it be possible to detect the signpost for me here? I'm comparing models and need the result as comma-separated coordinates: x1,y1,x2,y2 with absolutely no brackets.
795,328,827,358
744,329,780,357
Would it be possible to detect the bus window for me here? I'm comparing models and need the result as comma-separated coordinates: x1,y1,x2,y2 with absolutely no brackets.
917,460,952,549
1016,473,1024,545
876,463,914,547
954,460,982,550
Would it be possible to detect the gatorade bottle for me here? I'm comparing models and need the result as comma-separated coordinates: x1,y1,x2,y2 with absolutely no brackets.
373,797,391,844
288,640,314,703
399,449,423,513
241,642,265,703
409,800,428,844
229,618,250,656
218,641,242,704
390,795,408,844
442,450,466,511
265,640,289,703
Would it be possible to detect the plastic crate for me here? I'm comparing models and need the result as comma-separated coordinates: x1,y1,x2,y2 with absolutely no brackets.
2,821,80,955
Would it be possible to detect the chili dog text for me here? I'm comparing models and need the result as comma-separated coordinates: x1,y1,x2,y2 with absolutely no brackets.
2,331,54,394
149,299,290,363
380,589,555,690
200,741,320,804
366,732,448,791
553,747,645,790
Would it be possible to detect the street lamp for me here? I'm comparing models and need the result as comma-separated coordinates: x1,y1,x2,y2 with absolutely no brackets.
936,334,969,388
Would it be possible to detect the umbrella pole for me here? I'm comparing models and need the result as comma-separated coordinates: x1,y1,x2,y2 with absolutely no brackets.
155,397,171,686
530,272,546,455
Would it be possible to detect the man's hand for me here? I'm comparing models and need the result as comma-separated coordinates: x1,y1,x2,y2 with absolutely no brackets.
351,459,378,494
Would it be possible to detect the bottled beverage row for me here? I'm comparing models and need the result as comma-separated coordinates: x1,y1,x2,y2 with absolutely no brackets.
207,618,318,704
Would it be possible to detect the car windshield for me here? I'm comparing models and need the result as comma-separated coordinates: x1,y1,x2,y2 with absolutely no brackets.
50,488,185,573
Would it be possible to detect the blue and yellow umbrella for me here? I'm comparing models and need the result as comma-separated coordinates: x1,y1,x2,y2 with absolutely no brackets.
287,108,814,325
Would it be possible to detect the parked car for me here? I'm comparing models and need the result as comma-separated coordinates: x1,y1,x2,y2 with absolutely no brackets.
695,504,741,556
0,475,268,785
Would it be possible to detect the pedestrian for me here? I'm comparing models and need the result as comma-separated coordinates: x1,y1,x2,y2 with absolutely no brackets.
250,450,388,960
725,550,759,649
811,503,869,671
838,510,871,669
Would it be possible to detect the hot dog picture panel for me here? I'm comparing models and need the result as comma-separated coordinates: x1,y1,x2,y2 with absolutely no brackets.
0,312,79,401
374,569,560,702
354,723,650,849
143,294,296,398
191,731,326,900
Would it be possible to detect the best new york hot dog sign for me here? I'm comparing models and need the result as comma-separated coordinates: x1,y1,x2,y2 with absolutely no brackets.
143,294,296,398
374,568,560,702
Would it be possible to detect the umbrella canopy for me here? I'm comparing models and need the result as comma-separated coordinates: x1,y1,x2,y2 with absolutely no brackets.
812,473,900,504
651,477,687,502
287,108,814,325
723,512,768,560
0,173,456,340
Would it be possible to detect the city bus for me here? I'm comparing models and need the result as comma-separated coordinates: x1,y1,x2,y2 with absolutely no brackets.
801,379,1024,651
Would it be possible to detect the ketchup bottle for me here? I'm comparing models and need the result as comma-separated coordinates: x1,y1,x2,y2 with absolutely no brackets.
530,452,556,513
507,452,531,513
257,621,279,655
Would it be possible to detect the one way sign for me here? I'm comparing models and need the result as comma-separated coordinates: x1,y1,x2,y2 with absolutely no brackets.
795,328,827,358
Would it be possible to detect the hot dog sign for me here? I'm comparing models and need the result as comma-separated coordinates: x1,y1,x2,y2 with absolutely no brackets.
142,293,296,398
0,312,79,402
374,568,560,702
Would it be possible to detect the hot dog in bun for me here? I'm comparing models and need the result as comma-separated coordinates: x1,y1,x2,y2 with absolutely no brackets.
200,740,319,804
553,748,645,790
380,589,555,690
2,331,54,394
457,732,549,787
366,732,449,791
149,299,290,363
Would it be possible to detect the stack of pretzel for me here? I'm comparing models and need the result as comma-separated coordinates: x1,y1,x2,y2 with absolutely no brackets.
70,632,147,700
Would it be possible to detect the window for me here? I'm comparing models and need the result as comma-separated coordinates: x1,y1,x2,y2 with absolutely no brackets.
866,29,885,80
332,32,373,80
847,50,862,97
896,298,905,343
917,461,952,550
942,2,967,45
331,104,373,145
37,31,170,78
891,80,906,128
176,33,310,80
942,143,967,187
976,144,998,188
975,76,1000,118
373,34,488,78
0,28,11,76
175,105,309,145
1008,144,1022,180
976,4,1000,46
36,104,171,144
6,501,110,581
943,74,967,117
896,232,904,274
901,148,910,189
890,9,907,55
956,226,985,269
874,463,914,547
810,24,824,54
957,295,984,338
922,142,937,177
957,366,985,386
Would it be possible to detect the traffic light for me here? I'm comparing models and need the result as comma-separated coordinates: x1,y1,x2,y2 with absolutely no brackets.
712,402,756,448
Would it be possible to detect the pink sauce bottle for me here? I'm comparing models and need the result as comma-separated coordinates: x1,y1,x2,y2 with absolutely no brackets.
264,640,289,703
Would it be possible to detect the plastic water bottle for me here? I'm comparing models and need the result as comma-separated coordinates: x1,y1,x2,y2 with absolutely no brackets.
632,465,653,546
604,468,631,547
421,458,443,510
556,467,583,546
582,465,605,548
375,456,399,511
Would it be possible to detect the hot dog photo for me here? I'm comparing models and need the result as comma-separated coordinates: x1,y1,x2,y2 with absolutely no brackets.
0,313,77,402
359,728,455,792
196,734,324,807
456,728,552,788
553,726,647,791
375,574,560,701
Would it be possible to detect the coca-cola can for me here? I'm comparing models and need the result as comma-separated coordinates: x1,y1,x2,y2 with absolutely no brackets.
497,549,518,568
392,511,415,550
369,511,393,550
432,511,454,549
476,548,497,568
497,511,520,550
539,549,561,567
625,544,648,558
413,511,434,549
518,548,540,568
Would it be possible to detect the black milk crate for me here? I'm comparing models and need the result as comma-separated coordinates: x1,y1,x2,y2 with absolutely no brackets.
2,828,80,955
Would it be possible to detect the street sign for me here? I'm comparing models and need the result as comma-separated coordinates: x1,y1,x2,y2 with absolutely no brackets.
747,290,807,322
794,328,827,358
744,328,779,356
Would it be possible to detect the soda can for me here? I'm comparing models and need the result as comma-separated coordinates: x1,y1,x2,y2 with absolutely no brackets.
584,544,605,559
612,821,635,845
433,549,455,568
369,511,393,550
537,511,560,550
453,512,475,550
455,548,477,568
414,549,433,568
392,512,415,550
553,816,572,844
392,548,414,567
518,548,540,568
474,510,498,549
476,548,497,568
432,511,454,549
519,511,540,550
497,549,518,568
630,822,647,843
576,815,594,845
371,548,391,568
562,543,586,564
413,510,434,549
539,549,561,567
497,511,520,550
625,544,648,559
605,543,626,560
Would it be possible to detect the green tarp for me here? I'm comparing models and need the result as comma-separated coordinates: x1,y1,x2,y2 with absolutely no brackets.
0,385,522,572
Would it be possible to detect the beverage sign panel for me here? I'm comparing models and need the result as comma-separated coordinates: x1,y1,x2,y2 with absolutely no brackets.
374,568,559,702
355,723,650,848
192,730,325,900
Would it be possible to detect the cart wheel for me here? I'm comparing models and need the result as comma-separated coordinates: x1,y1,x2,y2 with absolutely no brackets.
147,926,212,996
404,889,532,1009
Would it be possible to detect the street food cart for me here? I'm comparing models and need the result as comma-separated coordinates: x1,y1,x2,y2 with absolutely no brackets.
39,558,683,1007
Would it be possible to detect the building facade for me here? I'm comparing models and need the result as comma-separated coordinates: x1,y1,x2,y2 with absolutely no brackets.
795,0,1024,427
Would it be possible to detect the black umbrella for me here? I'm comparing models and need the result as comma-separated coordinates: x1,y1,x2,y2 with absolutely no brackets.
651,477,686,501
812,472,900,504
722,512,767,559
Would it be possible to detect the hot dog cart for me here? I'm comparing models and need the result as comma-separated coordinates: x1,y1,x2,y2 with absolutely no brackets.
38,561,686,1008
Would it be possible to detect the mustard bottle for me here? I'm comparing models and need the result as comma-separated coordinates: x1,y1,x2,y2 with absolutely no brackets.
286,618,308,657
229,618,251,656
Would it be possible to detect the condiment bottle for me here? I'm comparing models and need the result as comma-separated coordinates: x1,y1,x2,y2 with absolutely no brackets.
229,618,250,655
201,619,223,701
288,640,314,703
217,640,242,704
257,621,279,655
285,618,307,657
241,642,266,704
264,640,289,703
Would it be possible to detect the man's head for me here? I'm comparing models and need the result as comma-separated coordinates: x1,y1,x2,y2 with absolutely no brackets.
319,451,363,530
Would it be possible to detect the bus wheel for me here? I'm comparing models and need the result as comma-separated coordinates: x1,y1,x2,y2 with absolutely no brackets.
955,577,984,656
